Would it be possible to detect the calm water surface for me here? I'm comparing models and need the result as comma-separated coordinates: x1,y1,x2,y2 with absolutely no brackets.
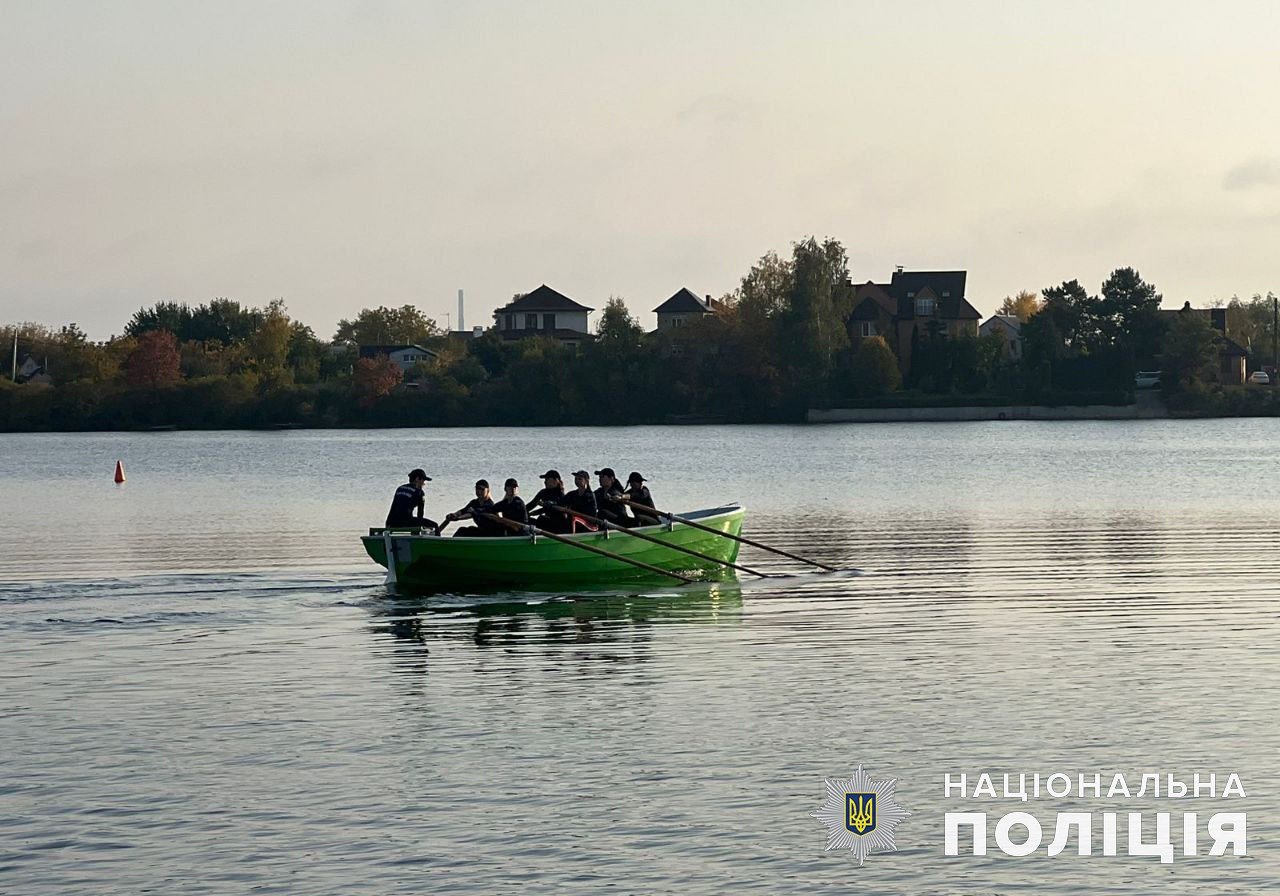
2,422,1278,894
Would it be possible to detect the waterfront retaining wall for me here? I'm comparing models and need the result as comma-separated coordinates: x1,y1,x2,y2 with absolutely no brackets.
807,403,1167,423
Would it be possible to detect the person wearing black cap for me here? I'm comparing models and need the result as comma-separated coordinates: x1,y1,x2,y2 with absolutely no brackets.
526,470,571,533
624,472,659,526
385,469,439,531
593,468,632,527
442,479,497,537
489,478,528,535
562,470,600,532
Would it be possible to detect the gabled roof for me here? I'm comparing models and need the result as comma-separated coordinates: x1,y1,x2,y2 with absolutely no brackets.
495,284,593,314
980,314,1022,333
850,296,888,321
653,287,712,314
890,270,978,319
852,281,896,315
358,344,438,358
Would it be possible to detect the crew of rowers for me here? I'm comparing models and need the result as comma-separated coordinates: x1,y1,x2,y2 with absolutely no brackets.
385,467,658,536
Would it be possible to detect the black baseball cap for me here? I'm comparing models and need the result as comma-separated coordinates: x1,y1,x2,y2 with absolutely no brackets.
409,469,431,481
504,477,518,489
475,479,489,489
540,469,561,479
572,469,589,479
627,471,646,483
594,467,616,478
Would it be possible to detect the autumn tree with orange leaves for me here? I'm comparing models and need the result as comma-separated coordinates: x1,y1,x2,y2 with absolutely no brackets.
124,330,182,389
353,356,402,407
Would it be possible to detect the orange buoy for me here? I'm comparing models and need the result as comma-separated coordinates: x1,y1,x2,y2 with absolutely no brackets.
114,460,126,483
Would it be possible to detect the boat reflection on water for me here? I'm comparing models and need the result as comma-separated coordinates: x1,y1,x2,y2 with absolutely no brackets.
364,577,745,674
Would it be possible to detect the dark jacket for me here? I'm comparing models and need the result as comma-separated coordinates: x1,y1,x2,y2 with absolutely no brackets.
457,496,495,520
562,487,599,519
386,482,426,526
625,484,658,524
527,486,569,528
594,482,630,524
490,495,528,534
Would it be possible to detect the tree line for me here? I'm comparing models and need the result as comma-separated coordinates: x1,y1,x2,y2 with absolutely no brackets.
3,237,1277,431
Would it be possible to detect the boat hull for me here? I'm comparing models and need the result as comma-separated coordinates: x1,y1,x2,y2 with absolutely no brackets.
362,505,745,591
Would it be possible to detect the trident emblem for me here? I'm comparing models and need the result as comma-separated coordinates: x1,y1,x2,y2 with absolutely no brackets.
846,793,876,835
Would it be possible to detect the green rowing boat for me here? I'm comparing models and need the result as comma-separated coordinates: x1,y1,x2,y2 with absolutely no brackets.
362,504,746,591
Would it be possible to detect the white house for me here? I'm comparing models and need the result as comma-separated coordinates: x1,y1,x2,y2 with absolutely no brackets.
492,285,593,345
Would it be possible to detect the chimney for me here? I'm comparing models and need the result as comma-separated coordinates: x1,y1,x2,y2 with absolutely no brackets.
457,289,465,332
895,265,904,273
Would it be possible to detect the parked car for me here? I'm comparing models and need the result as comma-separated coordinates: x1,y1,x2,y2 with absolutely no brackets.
1248,370,1271,385
1134,370,1162,389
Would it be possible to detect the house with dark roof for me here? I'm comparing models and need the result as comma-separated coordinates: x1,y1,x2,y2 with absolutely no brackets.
846,269,980,374
1159,303,1248,385
492,285,594,345
13,354,51,385
357,344,439,376
653,288,719,331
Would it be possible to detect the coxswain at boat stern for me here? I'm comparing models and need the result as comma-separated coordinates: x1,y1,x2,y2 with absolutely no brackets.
490,478,528,535
527,470,571,533
386,468,440,532
625,471,659,525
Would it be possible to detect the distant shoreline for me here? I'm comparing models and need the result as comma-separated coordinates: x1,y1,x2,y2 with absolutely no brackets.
12,411,1280,436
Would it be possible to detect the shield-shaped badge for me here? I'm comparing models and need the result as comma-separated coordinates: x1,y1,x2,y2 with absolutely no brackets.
845,793,876,835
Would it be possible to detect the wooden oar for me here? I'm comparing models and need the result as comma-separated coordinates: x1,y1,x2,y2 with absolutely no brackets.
567,509,776,578
618,498,837,571
480,514,695,584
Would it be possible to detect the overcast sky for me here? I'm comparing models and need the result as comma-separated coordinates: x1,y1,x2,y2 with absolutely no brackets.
3,0,1279,339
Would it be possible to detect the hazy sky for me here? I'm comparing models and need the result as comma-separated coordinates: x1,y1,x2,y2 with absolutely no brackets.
3,1,1279,339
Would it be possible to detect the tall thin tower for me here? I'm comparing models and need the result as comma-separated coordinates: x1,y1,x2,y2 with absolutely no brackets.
457,289,465,333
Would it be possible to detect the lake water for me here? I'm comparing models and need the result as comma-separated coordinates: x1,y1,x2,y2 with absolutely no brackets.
1,422,1277,894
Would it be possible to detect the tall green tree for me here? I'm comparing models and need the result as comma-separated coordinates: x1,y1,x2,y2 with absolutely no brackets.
1037,279,1099,355
778,237,851,378
1098,267,1164,364
595,296,644,346
334,306,441,346
1161,310,1221,390
736,251,792,325
126,302,193,339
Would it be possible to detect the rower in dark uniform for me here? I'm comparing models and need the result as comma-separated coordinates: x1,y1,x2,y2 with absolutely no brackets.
526,470,571,533
385,468,439,532
624,471,659,526
562,470,600,532
490,478,528,535
442,479,497,537
593,467,632,527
